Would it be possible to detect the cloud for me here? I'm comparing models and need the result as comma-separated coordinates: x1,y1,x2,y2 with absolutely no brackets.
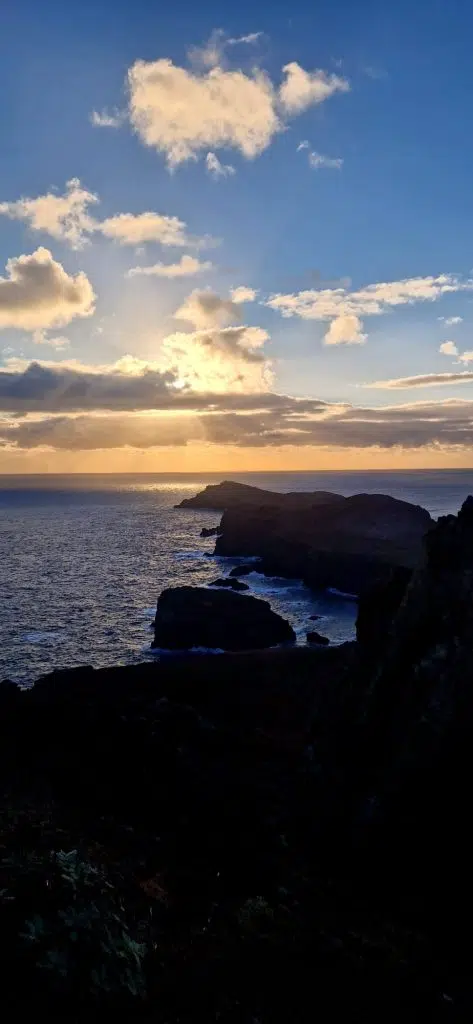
267,273,473,343
90,108,124,128
363,371,473,388
0,248,95,331
126,254,213,278
445,315,463,325
128,58,279,166
230,285,258,303
3,364,473,452
227,31,262,47
124,50,349,167
324,314,366,345
98,211,196,246
297,141,342,169
279,62,349,114
308,151,343,170
32,330,70,350
202,396,473,449
161,325,272,392
189,29,263,69
0,180,209,249
0,413,199,450
458,350,473,364
174,288,241,328
0,359,178,412
439,340,458,356
0,178,98,249
205,152,236,178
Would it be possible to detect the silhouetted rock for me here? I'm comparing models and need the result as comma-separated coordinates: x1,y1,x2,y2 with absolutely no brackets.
209,577,249,591
229,563,259,577
307,631,330,646
356,565,412,655
200,525,221,537
214,490,431,594
153,586,296,651
176,479,341,511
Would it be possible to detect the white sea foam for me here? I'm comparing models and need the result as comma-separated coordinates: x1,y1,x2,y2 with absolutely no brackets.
173,550,208,561
326,587,359,601
23,631,66,643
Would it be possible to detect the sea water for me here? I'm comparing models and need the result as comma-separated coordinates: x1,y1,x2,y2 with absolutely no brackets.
1,470,472,685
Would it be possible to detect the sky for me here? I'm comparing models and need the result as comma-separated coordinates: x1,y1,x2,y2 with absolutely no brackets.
2,0,473,472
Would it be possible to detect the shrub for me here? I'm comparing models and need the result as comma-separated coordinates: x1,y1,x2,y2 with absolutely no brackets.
1,848,146,1000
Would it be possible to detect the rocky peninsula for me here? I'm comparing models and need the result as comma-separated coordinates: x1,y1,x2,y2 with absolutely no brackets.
178,479,432,594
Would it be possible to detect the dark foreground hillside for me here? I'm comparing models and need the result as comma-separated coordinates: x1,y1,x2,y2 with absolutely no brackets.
2,500,473,1018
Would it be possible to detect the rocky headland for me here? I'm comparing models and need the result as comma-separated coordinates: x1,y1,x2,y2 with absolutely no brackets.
180,479,432,595
2,496,473,1017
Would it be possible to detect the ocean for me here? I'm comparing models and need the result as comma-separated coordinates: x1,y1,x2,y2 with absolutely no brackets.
1,469,472,687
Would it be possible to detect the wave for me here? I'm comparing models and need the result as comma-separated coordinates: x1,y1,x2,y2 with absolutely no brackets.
22,631,66,644
326,587,359,601
172,550,210,561
148,645,225,656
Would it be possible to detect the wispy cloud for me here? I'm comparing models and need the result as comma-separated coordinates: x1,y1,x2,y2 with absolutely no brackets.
308,151,343,170
363,371,473,388
227,31,263,47
90,108,124,128
297,141,343,169
126,255,213,278
205,152,236,179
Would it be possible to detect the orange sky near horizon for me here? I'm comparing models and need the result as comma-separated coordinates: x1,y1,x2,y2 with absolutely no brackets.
1,444,473,474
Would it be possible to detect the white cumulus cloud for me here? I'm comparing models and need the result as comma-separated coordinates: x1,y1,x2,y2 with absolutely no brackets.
324,314,366,345
0,178,98,249
128,58,279,166
230,285,258,303
439,340,458,356
279,62,349,114
267,274,473,344
122,48,349,167
98,211,195,246
0,247,95,331
0,181,210,249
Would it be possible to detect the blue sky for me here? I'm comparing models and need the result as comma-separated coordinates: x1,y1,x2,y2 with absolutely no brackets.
1,0,473,469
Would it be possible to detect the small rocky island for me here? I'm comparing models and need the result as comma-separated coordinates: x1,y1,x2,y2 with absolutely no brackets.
153,585,295,650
